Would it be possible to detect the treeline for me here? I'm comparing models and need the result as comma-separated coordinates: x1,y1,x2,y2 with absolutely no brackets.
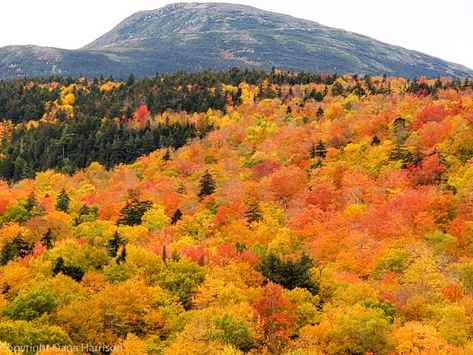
1,69,472,123
0,68,333,123
0,115,197,181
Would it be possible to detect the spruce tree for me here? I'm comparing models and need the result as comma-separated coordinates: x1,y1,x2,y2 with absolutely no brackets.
55,189,70,213
260,252,318,294
309,142,317,159
171,209,183,225
245,201,263,225
41,228,54,250
25,192,37,212
198,170,216,199
371,135,381,146
52,257,65,276
314,141,327,159
162,245,167,264
163,149,171,161
117,196,153,226
107,231,122,257
116,247,127,265
0,234,33,265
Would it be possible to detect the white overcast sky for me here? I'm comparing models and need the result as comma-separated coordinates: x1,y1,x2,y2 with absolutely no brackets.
0,0,472,69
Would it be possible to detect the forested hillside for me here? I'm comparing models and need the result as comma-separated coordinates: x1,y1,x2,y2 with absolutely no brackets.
1,71,473,353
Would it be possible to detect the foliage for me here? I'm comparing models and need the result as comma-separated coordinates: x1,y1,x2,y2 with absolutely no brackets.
207,314,255,352
159,259,205,309
0,72,472,353
0,234,33,265
3,289,58,321
52,257,85,282
260,252,318,294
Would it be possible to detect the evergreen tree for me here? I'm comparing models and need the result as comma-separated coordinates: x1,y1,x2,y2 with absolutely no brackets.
245,201,263,225
309,142,317,159
25,192,37,213
117,196,153,226
162,245,167,264
0,234,34,265
389,143,412,167
163,149,171,161
52,257,85,282
171,209,183,225
52,257,65,276
55,189,70,213
107,231,122,257
260,252,319,294
116,247,127,265
371,135,381,146
41,228,54,250
126,73,135,86
198,170,216,199
314,141,327,159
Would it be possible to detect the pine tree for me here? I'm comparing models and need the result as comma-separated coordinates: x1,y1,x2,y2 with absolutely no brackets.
162,245,167,264
371,135,381,146
260,252,318,294
315,141,327,159
309,142,317,159
171,209,183,225
52,257,65,276
126,73,135,86
25,192,37,212
55,189,70,213
41,228,54,250
117,196,153,226
163,149,171,161
0,234,33,265
116,247,127,265
245,201,263,225
107,231,122,257
53,256,85,282
198,170,216,199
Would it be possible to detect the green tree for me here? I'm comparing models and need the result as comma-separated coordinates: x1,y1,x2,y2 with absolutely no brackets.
117,195,153,226
107,231,123,258
116,246,127,265
245,201,263,225
25,192,37,212
55,189,70,213
159,259,205,309
126,73,135,86
3,289,58,321
309,142,317,159
171,209,183,225
52,257,85,282
0,234,33,265
198,170,216,199
41,228,54,250
207,314,255,352
260,252,318,294
0,321,72,349
162,149,171,161
314,140,327,159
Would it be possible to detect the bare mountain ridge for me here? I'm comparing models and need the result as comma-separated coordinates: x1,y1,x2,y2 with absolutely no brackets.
0,2,472,79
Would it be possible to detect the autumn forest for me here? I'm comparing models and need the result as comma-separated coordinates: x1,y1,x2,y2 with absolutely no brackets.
1,70,473,354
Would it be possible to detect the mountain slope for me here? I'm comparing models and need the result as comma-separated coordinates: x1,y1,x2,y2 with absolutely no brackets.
1,2,472,79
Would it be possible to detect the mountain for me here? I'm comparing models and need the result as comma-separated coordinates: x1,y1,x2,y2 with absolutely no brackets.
1,2,472,79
